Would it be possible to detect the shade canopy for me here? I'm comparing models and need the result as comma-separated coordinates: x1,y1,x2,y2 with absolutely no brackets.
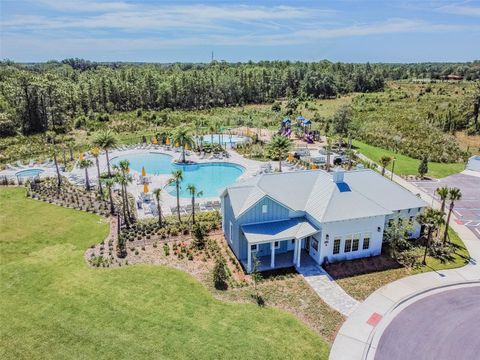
303,119,312,125
143,183,149,193
296,116,305,121
282,117,291,124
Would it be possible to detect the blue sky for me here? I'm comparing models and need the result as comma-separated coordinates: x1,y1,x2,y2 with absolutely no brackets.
1,0,479,63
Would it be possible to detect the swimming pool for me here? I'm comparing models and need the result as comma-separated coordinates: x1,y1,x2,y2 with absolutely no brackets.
112,153,173,175
169,162,244,198
199,134,249,146
112,153,245,198
16,169,44,178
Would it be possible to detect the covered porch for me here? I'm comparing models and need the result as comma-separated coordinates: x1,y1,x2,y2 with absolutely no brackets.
241,218,319,272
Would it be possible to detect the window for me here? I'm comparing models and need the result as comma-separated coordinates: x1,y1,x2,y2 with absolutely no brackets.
363,236,370,250
251,244,257,252
229,221,233,243
262,204,268,214
333,238,341,254
344,237,352,253
311,238,318,251
274,241,280,249
352,234,360,251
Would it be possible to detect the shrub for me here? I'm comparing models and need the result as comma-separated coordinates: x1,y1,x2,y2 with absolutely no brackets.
213,258,229,290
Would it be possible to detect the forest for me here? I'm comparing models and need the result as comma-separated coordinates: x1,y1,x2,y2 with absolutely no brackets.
0,60,479,164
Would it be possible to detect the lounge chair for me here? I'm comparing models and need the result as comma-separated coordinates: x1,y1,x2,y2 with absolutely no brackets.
15,160,24,168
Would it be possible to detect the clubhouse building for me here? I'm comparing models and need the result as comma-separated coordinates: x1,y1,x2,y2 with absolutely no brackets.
221,168,427,272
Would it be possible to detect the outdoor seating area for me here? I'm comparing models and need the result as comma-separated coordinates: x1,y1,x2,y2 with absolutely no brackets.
170,200,221,215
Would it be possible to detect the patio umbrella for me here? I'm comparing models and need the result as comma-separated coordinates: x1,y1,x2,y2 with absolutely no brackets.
79,153,84,161
143,183,149,193
152,137,158,144
175,142,179,147
166,137,171,145
141,166,146,177
185,143,190,150
288,152,293,161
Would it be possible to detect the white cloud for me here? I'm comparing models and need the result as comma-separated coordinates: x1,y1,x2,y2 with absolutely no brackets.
36,0,134,12
437,4,480,16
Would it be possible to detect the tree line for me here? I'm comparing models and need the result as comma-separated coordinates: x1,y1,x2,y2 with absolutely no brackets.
0,59,479,137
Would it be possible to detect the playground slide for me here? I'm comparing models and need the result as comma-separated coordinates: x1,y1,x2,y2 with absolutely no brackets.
305,134,314,144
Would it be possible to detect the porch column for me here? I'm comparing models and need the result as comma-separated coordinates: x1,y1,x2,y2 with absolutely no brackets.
293,238,298,264
247,244,252,272
270,242,275,268
296,238,302,267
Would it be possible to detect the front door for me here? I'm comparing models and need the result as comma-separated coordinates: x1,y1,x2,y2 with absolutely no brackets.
304,237,310,251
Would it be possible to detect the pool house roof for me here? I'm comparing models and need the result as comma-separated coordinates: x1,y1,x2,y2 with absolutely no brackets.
223,168,427,223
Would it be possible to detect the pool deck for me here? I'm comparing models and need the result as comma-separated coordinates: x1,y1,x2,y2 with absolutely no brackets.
67,145,275,218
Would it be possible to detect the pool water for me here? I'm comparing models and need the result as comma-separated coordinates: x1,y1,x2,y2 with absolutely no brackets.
169,162,244,198
199,134,248,146
112,153,173,175
112,153,245,198
16,169,44,177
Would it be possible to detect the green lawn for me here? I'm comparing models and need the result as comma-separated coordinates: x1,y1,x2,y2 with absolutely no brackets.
0,188,329,360
353,140,465,179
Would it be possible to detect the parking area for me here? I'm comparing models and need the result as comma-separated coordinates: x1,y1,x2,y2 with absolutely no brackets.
410,172,480,240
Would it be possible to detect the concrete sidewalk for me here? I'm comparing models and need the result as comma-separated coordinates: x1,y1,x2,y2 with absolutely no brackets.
330,154,480,360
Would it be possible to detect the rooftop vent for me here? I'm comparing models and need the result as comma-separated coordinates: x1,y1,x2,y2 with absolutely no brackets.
332,167,345,183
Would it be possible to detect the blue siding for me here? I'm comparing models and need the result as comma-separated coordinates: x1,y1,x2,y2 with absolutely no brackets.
238,196,290,225
223,194,295,263
221,194,241,259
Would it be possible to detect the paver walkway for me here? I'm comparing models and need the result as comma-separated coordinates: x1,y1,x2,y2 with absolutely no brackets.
298,263,359,317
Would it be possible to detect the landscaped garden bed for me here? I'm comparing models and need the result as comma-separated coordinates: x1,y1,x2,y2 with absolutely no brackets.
84,210,345,343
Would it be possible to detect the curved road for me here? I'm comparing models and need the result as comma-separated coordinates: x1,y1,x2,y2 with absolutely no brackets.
375,286,480,360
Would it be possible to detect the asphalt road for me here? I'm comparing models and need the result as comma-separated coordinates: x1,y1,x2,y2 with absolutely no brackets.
375,286,480,360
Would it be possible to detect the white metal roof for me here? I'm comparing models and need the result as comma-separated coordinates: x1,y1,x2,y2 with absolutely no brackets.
241,218,319,244
225,169,427,223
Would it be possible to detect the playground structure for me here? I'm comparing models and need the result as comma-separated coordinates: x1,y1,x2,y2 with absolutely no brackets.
279,116,319,143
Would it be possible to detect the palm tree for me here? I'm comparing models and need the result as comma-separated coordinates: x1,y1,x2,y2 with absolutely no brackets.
169,170,184,223
78,159,93,191
379,156,392,176
117,160,132,219
103,178,115,214
92,130,117,177
326,137,333,172
90,147,103,194
443,187,462,245
186,184,203,224
417,208,444,265
436,186,449,213
114,171,132,227
269,135,292,172
50,146,62,188
153,188,163,228
172,126,194,163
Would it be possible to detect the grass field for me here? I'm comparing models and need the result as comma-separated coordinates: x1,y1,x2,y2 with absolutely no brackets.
353,140,465,179
0,188,329,360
